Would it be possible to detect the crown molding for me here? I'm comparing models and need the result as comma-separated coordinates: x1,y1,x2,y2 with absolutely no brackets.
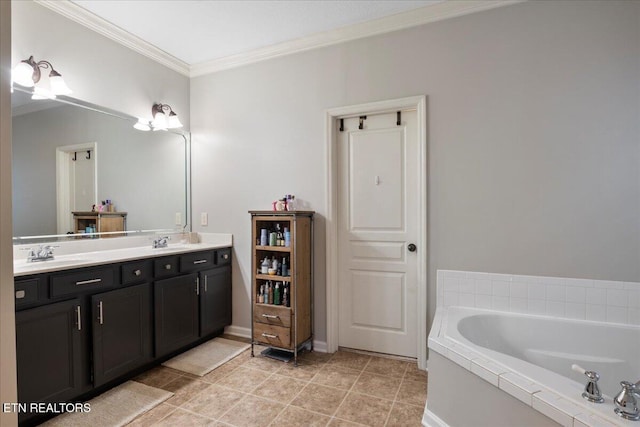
36,0,524,79
34,0,190,77
190,0,525,77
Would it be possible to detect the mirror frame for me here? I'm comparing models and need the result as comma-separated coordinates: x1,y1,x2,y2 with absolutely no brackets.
11,86,191,243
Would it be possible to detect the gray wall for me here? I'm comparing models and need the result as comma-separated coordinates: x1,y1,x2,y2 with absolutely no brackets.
12,105,186,236
190,1,640,343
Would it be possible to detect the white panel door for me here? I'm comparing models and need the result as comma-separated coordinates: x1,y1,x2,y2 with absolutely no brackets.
338,110,418,357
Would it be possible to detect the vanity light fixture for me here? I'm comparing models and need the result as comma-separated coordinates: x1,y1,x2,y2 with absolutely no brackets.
151,103,183,131
133,118,151,131
12,55,72,98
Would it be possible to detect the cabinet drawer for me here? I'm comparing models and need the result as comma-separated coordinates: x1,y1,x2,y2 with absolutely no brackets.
50,267,114,298
253,304,291,328
121,260,152,285
15,278,39,307
216,248,231,265
253,323,290,348
154,256,179,278
180,251,214,272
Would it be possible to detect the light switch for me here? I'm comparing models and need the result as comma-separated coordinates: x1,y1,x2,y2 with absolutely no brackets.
200,212,208,226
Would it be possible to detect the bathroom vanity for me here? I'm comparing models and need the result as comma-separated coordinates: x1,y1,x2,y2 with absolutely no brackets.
13,239,232,425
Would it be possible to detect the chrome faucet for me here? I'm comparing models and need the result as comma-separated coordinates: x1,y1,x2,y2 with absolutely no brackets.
152,236,170,249
26,245,56,262
572,364,604,403
614,380,640,421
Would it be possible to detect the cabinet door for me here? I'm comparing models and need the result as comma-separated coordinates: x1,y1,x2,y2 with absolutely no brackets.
154,274,199,357
200,266,232,336
92,284,152,387
16,299,82,408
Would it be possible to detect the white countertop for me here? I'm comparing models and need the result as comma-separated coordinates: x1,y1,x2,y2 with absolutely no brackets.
14,233,232,277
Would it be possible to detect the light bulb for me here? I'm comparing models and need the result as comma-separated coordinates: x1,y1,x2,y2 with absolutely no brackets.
133,118,151,131
167,112,183,129
152,112,168,131
31,86,56,100
12,61,36,87
49,74,72,95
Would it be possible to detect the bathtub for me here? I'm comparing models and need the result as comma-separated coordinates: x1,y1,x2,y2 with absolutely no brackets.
426,306,640,427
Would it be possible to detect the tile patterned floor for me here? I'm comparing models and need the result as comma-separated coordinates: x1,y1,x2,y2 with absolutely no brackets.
127,340,427,427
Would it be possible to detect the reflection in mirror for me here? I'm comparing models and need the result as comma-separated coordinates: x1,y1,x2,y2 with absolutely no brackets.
11,88,190,242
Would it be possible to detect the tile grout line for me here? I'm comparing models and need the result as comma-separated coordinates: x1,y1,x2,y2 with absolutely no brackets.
329,355,373,423
382,361,411,427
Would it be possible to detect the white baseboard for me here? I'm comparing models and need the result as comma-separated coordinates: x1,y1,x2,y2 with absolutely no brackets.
224,325,250,339
312,340,328,353
422,407,449,427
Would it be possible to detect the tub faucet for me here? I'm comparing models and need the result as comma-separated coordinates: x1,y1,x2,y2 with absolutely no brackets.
614,380,640,421
572,364,604,403
152,236,169,249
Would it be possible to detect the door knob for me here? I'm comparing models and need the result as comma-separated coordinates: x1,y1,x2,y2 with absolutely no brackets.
408,243,417,252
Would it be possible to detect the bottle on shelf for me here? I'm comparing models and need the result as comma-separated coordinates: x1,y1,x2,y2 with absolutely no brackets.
261,257,269,274
282,257,288,276
283,285,289,307
284,227,291,247
276,224,284,246
260,228,268,246
274,282,281,305
268,282,274,304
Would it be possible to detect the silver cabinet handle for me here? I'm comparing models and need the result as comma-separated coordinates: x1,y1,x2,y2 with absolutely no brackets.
222,254,229,260
165,264,172,270
134,269,141,276
76,306,82,331
76,278,102,286
261,333,278,339
261,314,279,319
193,259,207,265
98,301,104,325
204,276,208,293
196,278,200,295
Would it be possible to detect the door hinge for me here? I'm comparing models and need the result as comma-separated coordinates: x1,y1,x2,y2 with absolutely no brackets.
339,118,344,132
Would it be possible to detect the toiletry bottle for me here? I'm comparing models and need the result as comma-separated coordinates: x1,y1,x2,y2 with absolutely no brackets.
282,257,288,276
283,286,289,307
261,257,269,274
272,256,278,271
274,282,281,305
268,282,274,304
260,228,267,246
263,283,269,304
284,227,291,247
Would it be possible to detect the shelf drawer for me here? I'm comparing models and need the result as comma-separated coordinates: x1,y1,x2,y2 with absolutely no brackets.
180,251,214,272
254,304,291,328
253,323,291,348
121,260,152,285
154,256,179,278
216,248,231,265
50,267,114,298
15,278,39,308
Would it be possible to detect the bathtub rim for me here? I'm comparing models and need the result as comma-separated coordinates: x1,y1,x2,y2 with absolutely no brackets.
428,306,639,427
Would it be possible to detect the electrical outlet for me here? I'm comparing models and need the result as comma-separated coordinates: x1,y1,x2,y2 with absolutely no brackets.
200,212,208,226
175,212,181,225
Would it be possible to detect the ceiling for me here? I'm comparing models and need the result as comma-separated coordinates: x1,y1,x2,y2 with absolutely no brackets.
70,0,442,66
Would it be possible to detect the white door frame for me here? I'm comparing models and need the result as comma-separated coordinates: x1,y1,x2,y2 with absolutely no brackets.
56,142,98,234
325,95,428,369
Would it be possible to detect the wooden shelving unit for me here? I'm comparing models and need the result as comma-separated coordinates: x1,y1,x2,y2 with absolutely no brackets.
72,211,127,237
249,210,314,365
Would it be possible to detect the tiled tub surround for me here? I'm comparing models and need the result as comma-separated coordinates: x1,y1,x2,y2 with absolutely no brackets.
425,270,640,427
13,232,232,276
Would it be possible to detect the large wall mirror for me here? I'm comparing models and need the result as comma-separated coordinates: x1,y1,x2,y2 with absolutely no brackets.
11,87,190,242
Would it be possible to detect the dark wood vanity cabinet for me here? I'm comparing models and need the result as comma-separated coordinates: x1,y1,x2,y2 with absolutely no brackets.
14,247,232,426
16,298,83,407
91,283,153,387
154,273,200,357
201,266,232,336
